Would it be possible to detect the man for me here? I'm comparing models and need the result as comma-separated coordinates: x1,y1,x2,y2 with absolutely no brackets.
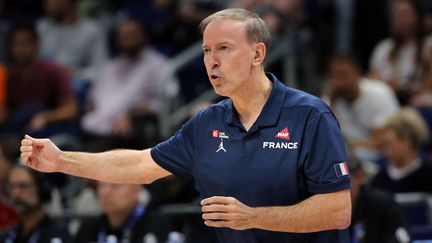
20,8,351,242
0,137,20,231
1,24,77,138
37,0,107,83
75,181,170,243
349,156,411,243
0,165,71,242
326,54,399,160
81,18,177,150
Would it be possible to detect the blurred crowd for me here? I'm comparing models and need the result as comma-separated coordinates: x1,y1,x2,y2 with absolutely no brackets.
1,0,432,242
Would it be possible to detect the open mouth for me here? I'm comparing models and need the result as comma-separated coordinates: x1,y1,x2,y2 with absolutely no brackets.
210,75,219,80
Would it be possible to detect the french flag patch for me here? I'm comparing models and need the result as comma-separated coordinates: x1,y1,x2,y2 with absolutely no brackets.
334,162,349,177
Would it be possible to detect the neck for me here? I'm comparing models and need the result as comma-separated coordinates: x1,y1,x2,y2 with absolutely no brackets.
402,33,416,43
231,71,272,131
107,206,136,229
20,209,45,237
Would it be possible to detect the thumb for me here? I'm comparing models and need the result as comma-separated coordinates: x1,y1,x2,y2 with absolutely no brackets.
24,134,49,145
25,134,33,140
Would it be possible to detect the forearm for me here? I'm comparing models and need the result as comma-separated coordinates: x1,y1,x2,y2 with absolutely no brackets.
59,149,155,184
253,190,351,233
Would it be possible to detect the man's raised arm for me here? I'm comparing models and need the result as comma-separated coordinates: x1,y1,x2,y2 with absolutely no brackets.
20,135,171,184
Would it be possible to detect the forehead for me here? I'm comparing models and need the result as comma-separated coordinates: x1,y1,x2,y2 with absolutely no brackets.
9,168,33,182
203,19,249,45
118,21,142,33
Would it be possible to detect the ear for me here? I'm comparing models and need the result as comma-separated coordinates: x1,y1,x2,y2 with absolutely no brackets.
252,42,266,66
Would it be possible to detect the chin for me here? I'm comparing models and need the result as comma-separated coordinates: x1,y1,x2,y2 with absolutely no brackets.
212,88,229,97
211,84,230,97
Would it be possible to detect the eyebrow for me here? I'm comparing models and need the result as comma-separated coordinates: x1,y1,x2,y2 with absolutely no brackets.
202,41,234,49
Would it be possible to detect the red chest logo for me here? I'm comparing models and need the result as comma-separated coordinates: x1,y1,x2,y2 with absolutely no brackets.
275,127,290,140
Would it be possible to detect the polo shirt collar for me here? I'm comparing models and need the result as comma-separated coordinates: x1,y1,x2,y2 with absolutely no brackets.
225,73,287,131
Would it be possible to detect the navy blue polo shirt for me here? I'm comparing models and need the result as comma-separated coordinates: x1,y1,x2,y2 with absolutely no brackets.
151,73,351,243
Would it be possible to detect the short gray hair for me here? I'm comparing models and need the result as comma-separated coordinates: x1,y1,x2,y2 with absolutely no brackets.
199,8,271,48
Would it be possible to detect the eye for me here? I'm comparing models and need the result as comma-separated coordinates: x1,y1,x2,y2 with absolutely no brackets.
203,48,210,54
219,46,228,51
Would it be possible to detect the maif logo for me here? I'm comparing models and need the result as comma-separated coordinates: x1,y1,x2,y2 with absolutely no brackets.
275,127,290,140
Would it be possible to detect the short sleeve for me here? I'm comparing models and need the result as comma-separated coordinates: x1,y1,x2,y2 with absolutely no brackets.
150,117,196,180
300,112,351,194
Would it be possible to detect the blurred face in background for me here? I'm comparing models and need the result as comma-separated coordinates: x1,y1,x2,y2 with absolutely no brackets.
381,128,414,168
392,0,418,37
10,30,38,65
117,20,147,58
7,168,40,215
97,182,140,217
44,0,72,20
328,59,360,101
261,12,282,37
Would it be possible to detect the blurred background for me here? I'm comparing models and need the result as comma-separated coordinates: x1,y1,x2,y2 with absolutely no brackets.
0,0,432,242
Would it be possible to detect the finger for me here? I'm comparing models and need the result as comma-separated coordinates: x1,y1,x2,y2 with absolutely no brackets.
21,152,32,159
202,204,232,213
21,138,32,146
202,212,232,221
20,145,33,152
204,220,231,228
22,156,28,164
201,196,236,206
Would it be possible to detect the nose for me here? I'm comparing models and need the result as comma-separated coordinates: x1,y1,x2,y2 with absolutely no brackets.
206,51,220,69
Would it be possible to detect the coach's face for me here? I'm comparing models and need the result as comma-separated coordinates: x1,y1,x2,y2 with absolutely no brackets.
202,19,259,97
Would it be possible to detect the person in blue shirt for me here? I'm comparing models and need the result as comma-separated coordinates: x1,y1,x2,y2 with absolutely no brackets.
20,8,351,243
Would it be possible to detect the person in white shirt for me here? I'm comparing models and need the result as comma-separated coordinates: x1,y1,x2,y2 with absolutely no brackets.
368,0,430,104
81,18,178,150
327,54,400,160
37,0,108,83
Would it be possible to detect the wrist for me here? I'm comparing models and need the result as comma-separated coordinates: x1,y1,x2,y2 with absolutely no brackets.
57,151,68,173
251,207,264,229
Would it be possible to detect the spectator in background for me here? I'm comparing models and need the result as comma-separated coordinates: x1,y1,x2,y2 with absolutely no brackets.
0,165,71,243
326,54,399,161
81,18,177,151
0,63,6,120
0,137,20,232
74,181,170,243
0,25,77,138
37,0,108,83
371,107,432,193
349,155,411,243
368,0,429,105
